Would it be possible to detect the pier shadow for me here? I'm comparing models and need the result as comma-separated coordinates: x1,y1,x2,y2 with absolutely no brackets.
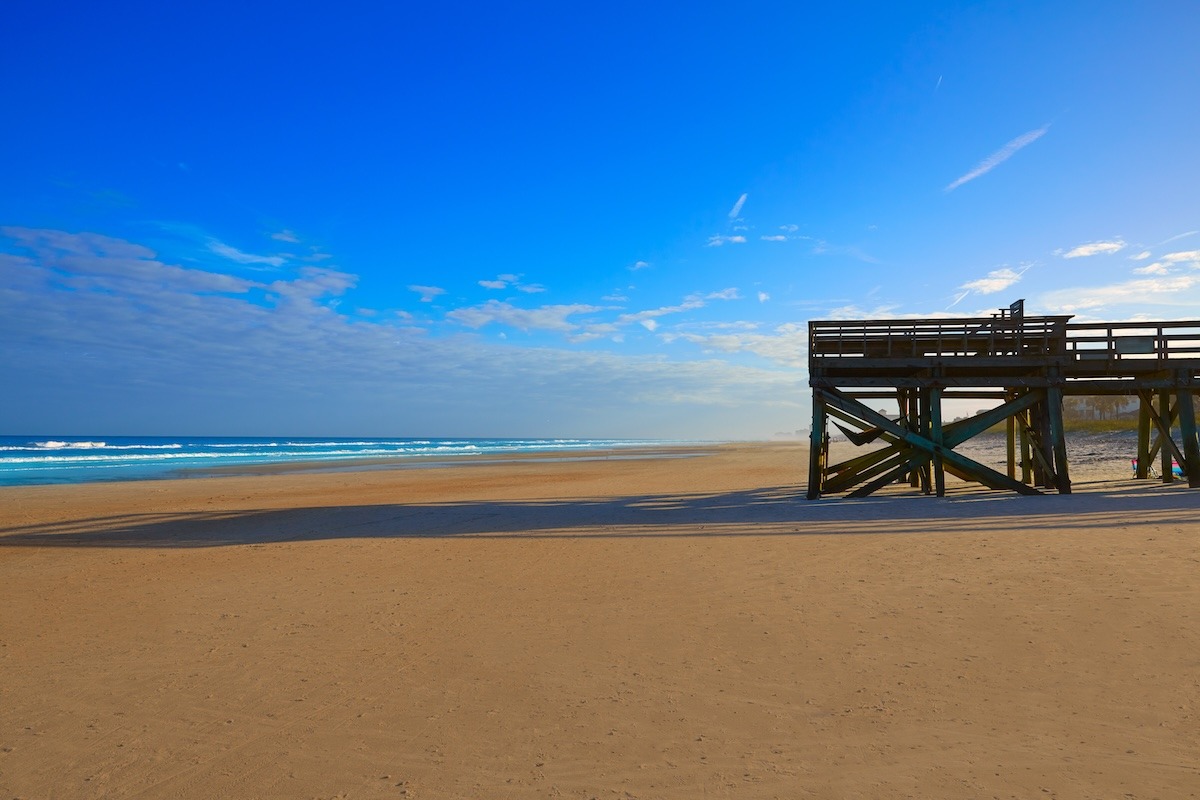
1,480,1197,549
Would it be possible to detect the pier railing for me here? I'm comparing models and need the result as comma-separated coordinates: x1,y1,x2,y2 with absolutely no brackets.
808,316,1071,360
1064,321,1200,363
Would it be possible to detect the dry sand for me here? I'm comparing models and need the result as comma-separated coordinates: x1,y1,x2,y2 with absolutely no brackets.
1,443,1198,799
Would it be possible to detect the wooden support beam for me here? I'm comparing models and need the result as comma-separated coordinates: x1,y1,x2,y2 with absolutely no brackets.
1159,391,1174,483
1176,386,1200,488
1019,409,1032,485
918,389,932,495
1136,391,1152,479
1146,393,1186,483
931,387,946,497
807,390,828,499
906,390,920,488
1047,383,1071,494
848,458,918,498
1006,390,1017,480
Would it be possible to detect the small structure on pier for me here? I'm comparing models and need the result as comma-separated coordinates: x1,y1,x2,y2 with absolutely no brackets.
807,300,1200,498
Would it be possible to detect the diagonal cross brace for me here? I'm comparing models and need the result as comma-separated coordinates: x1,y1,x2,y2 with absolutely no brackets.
821,388,1043,495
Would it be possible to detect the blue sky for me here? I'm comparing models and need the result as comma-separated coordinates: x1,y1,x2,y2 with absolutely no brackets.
3,1,1199,438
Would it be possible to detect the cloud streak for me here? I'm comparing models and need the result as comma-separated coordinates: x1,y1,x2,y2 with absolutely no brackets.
208,239,286,268
945,124,1050,192
1063,239,1125,258
728,193,747,219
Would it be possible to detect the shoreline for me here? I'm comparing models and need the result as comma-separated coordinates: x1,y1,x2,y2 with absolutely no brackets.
167,444,719,480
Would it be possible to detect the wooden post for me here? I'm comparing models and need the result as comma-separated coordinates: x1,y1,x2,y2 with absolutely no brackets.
1019,409,1032,485
807,390,828,499
931,387,946,496
1177,384,1200,489
907,389,921,488
1036,396,1055,489
1159,391,1174,483
1047,383,1071,494
1136,391,1151,479
918,389,932,495
1005,390,1017,480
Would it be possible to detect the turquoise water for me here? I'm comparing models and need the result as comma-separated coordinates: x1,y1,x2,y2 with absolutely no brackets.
0,435,680,487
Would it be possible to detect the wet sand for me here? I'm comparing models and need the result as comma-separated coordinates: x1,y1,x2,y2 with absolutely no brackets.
2,443,1198,798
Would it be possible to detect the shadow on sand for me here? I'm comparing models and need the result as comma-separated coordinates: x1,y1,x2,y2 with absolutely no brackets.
1,479,1196,549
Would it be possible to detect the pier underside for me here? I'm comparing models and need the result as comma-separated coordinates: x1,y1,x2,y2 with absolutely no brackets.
807,304,1200,499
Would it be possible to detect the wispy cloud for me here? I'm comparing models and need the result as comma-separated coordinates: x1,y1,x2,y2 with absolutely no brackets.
811,240,879,264
1160,230,1198,245
959,265,1029,295
629,260,650,271
1162,249,1200,264
409,285,445,302
478,273,546,293
1130,250,1152,261
945,124,1050,192
1062,239,1125,258
1041,275,1200,313
707,235,747,247
271,229,300,243
447,300,599,333
665,323,808,368
728,193,747,219
208,239,286,268
1133,262,1169,276
760,235,787,242
757,291,770,303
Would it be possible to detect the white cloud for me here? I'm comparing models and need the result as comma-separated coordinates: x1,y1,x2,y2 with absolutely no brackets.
271,229,300,243
479,273,545,292
1162,250,1200,264
705,288,740,301
1063,239,1125,258
779,224,799,232
706,235,747,247
601,293,628,302
640,319,658,332
1130,250,1152,261
760,235,787,242
629,260,650,271
666,323,809,368
945,124,1050,192
447,300,600,333
959,266,1027,295
208,239,286,268
757,291,770,303
728,193,747,219
1133,262,1169,275
1041,275,1200,313
409,285,446,302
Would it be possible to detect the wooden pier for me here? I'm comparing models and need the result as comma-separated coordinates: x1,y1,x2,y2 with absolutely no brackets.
807,301,1200,498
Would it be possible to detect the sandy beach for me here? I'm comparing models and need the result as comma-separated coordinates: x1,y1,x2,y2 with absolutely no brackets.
2,443,1198,799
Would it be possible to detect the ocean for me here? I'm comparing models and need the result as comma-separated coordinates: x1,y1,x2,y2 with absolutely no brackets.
0,435,687,487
